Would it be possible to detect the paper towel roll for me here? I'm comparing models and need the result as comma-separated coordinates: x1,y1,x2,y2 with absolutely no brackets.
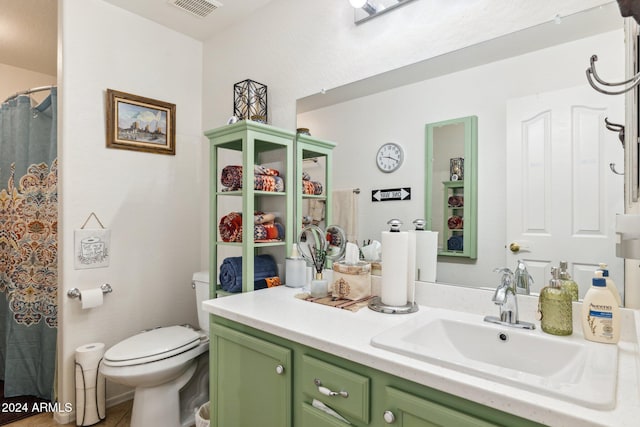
381,231,409,306
406,231,416,303
413,230,438,282
80,288,103,309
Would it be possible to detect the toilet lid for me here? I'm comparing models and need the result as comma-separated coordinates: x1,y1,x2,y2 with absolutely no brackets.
104,325,200,366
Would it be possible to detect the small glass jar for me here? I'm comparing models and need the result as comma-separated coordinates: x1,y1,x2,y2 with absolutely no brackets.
310,273,328,298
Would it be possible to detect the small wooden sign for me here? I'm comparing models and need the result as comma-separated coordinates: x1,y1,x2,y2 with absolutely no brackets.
371,187,411,202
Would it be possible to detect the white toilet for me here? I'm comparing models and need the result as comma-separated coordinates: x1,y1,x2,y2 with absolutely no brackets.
100,272,210,427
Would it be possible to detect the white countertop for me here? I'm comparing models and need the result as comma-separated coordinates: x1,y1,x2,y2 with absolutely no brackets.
203,284,640,427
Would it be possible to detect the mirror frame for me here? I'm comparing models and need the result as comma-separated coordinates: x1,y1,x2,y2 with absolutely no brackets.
425,116,478,259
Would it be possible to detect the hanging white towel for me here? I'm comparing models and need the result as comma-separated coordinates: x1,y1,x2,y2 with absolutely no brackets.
306,199,326,224
332,189,358,243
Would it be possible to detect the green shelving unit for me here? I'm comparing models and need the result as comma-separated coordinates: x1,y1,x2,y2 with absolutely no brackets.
295,133,336,234
205,121,294,296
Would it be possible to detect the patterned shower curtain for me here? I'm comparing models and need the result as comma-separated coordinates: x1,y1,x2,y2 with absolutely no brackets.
0,88,57,401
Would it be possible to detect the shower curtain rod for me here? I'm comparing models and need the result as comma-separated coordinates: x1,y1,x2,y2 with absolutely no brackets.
3,85,57,103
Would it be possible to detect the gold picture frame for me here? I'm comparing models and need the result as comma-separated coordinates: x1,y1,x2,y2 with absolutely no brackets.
106,89,176,155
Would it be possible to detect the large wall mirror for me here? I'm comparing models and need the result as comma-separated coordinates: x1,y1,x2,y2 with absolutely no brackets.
426,116,477,259
296,3,627,304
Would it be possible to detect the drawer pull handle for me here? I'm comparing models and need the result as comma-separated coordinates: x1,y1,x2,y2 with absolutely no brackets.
314,378,349,398
383,410,396,424
275,365,285,375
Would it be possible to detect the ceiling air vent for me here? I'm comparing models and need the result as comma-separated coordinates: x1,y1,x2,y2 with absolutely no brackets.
169,0,222,18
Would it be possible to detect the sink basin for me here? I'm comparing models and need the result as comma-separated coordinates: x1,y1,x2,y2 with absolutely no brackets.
371,308,618,409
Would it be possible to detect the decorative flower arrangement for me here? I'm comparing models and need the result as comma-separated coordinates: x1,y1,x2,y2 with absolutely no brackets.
309,244,327,275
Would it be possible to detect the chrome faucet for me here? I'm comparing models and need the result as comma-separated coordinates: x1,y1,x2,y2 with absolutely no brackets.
484,267,535,330
514,259,533,295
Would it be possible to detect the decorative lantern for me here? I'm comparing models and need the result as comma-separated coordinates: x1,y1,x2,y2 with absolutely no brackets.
450,157,464,181
233,79,268,123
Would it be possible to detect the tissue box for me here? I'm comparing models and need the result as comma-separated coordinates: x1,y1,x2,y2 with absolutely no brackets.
332,262,371,300
370,262,382,276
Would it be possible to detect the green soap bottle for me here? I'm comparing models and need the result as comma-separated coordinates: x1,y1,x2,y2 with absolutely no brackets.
538,267,573,336
559,261,579,302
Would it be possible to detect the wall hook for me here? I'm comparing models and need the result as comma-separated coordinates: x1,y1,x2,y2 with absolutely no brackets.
586,54,640,95
604,117,625,148
609,163,624,175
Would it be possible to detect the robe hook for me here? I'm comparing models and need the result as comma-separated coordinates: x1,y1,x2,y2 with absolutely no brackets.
604,117,625,148
609,163,624,176
586,54,640,95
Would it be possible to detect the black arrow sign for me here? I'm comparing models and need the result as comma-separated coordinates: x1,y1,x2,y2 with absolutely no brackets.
371,187,411,202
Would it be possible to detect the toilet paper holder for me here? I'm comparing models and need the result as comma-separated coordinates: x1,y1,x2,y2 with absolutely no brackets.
67,284,113,300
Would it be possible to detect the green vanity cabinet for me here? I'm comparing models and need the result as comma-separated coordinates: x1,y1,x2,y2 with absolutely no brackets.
210,316,544,427
383,387,498,427
210,323,292,427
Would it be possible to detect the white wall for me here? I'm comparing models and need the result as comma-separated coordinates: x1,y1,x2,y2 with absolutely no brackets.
0,63,56,103
58,0,203,418
202,0,610,131
298,30,624,288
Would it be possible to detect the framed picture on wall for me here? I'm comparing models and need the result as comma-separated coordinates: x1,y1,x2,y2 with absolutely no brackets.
106,89,176,155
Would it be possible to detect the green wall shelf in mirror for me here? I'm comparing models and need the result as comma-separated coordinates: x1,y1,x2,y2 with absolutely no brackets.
425,116,478,259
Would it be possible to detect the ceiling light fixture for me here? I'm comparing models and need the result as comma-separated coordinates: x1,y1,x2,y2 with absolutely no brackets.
349,0,416,24
349,0,377,15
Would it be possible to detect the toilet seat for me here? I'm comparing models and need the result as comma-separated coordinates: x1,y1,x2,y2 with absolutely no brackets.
103,325,200,367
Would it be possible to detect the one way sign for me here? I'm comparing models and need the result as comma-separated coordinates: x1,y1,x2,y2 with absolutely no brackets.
371,187,411,202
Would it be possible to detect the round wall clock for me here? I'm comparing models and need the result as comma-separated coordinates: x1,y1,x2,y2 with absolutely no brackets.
376,142,404,173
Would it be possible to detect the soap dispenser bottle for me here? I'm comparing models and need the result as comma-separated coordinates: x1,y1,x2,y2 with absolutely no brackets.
538,267,573,336
558,261,579,302
582,276,620,344
597,263,622,307
285,244,307,288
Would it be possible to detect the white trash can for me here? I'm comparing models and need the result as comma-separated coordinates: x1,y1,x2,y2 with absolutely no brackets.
195,402,210,427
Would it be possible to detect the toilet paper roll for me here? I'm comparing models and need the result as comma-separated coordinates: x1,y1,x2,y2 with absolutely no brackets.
381,231,409,306
76,343,105,368
413,230,438,282
80,288,103,309
75,343,106,426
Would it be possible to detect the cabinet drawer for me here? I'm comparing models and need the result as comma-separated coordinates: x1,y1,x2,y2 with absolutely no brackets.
301,355,370,424
301,403,351,427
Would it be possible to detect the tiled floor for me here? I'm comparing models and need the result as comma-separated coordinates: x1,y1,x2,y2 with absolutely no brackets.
4,400,132,427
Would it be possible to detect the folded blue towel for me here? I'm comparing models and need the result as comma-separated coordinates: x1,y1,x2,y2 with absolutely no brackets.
219,254,278,293
447,235,464,251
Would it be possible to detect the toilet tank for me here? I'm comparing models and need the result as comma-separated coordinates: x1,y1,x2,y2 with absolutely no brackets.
192,271,210,333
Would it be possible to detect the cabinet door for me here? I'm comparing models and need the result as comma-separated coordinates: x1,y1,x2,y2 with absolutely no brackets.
383,387,498,427
211,324,292,427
